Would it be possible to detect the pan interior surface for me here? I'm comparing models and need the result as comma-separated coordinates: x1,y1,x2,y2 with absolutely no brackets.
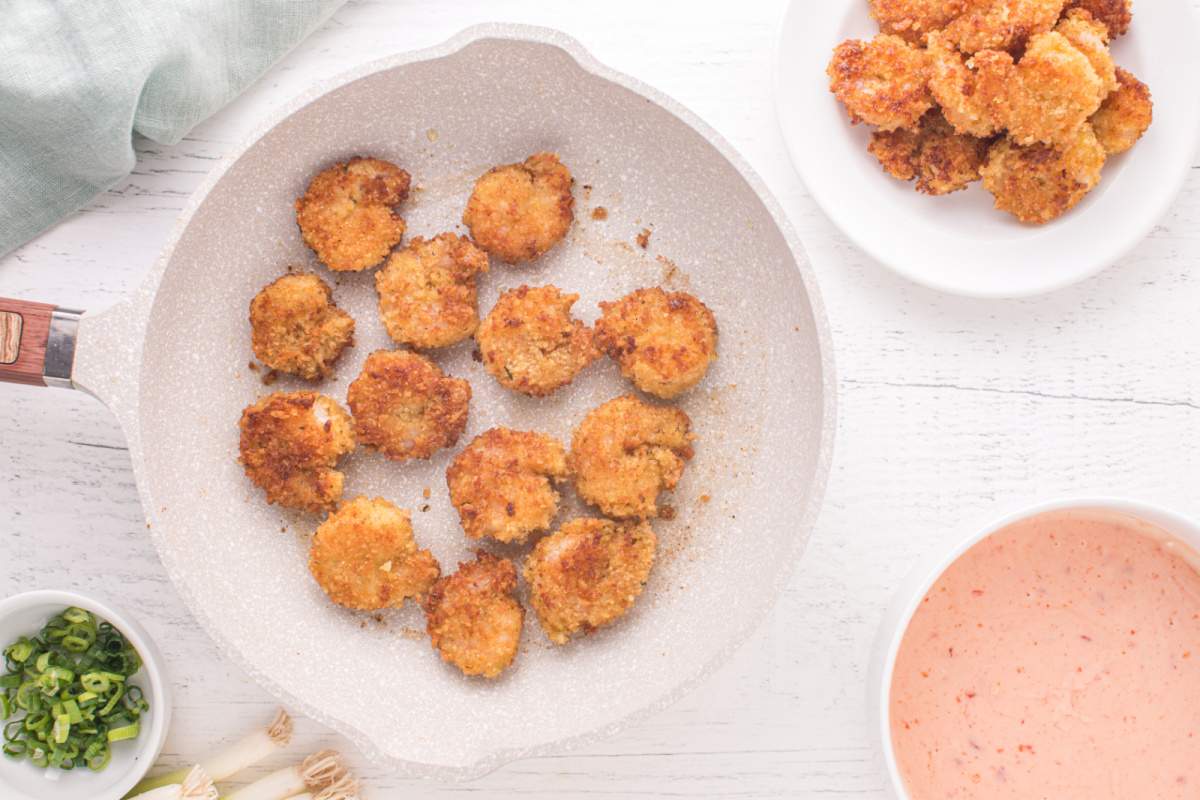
135,34,829,774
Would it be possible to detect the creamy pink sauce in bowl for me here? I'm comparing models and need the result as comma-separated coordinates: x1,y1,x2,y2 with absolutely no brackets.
878,502,1200,800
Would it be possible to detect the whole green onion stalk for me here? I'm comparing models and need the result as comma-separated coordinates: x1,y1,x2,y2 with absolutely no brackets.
285,774,360,800
128,765,217,800
222,749,347,800
126,709,292,797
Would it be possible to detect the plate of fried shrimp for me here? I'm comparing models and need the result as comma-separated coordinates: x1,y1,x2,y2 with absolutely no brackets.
775,0,1200,297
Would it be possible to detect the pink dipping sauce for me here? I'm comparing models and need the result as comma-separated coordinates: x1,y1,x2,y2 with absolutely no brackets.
890,509,1200,799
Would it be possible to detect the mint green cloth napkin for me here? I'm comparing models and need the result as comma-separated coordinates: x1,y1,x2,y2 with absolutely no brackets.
0,0,345,258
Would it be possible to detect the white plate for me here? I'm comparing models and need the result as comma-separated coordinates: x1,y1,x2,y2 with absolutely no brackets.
774,0,1200,298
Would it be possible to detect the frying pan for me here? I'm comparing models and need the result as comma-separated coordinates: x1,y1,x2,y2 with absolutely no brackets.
0,25,835,778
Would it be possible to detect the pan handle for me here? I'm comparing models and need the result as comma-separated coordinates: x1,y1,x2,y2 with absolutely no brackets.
0,297,82,389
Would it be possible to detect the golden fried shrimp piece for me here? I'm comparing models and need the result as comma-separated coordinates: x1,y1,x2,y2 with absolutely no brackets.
942,0,1066,53
447,428,568,544
1004,31,1105,147
1055,8,1117,96
424,552,523,678
927,33,1015,137
375,234,490,350
869,111,992,195
981,124,1106,223
1090,67,1152,155
569,395,694,519
238,392,355,513
295,157,411,272
462,152,574,264
595,287,718,399
1063,0,1131,37
308,496,440,611
524,517,657,645
870,0,968,43
475,285,599,397
249,273,354,380
347,350,471,461
827,35,934,132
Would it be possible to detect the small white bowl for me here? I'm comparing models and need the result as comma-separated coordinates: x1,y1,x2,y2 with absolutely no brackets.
869,497,1200,798
0,590,171,800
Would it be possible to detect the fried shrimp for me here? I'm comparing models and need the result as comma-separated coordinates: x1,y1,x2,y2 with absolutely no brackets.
981,123,1106,223
1090,67,1152,155
942,0,1066,54
827,35,934,132
424,552,523,678
308,496,440,611
927,33,1015,137
1004,31,1105,147
569,395,694,519
375,233,490,350
249,273,354,380
475,285,599,397
1055,8,1117,96
1063,0,1131,38
347,350,471,461
869,111,992,195
524,517,657,645
870,0,967,43
447,428,568,544
462,152,574,263
238,392,355,513
595,287,718,399
295,157,411,272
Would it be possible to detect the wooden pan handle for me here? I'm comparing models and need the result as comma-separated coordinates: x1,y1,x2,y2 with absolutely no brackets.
0,298,81,388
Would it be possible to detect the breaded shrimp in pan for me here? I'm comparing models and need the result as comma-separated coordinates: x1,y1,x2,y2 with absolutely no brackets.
524,517,657,645
1090,67,1152,155
347,350,471,462
942,0,1066,54
462,152,574,264
249,273,355,380
595,287,718,400
446,428,568,544
375,233,489,350
926,32,1015,138
308,496,440,611
295,157,411,272
981,123,1106,224
569,395,694,519
1063,0,1131,38
827,34,934,132
869,111,992,195
424,552,524,678
869,0,967,44
1004,31,1105,147
1055,8,1117,96
238,391,355,513
475,285,599,397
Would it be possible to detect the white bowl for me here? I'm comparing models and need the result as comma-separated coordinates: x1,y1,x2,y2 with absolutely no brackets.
0,591,171,800
774,0,1200,298
869,497,1200,798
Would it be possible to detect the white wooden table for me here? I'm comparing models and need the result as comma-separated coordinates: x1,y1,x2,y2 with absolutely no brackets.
3,1,1199,796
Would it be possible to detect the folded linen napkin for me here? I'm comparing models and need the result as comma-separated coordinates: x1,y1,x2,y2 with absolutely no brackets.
0,0,345,258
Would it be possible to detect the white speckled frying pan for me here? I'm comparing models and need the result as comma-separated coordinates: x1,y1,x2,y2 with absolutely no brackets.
0,26,835,777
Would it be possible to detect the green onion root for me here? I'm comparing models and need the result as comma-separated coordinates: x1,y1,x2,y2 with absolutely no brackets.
286,773,361,800
224,749,346,800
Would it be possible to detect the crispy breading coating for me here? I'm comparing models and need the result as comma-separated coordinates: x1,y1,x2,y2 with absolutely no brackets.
870,0,968,43
462,152,574,263
238,391,355,513
1063,0,1131,37
249,273,354,380
475,285,599,397
1004,31,1105,147
1090,67,1152,155
569,395,694,519
595,287,718,399
295,157,411,272
424,552,523,678
942,0,1066,54
524,518,657,645
1055,8,1117,96
347,350,470,461
927,33,1015,137
869,111,992,195
981,123,1106,223
827,35,934,132
375,233,490,350
447,428,568,544
308,496,440,611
